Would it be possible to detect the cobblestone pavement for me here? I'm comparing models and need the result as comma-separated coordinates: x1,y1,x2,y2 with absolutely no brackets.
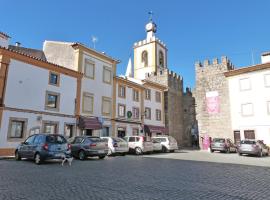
1,156,270,200
145,150,270,167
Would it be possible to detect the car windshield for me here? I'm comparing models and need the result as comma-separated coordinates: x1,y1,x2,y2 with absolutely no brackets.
213,138,225,143
240,140,256,145
46,135,67,144
113,137,124,143
88,137,102,142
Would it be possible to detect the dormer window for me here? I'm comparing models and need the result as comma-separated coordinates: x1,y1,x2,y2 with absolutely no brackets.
141,51,148,67
159,51,164,68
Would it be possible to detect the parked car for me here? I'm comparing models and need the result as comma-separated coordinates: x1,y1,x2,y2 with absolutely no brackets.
151,138,163,152
210,138,237,153
15,134,71,165
151,136,178,153
123,136,153,155
101,137,129,156
69,136,108,160
238,140,269,157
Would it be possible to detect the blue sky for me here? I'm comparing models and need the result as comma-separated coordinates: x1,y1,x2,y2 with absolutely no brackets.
1,0,270,88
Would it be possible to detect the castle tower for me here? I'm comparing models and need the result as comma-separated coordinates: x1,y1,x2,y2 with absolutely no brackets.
131,18,190,146
133,19,168,80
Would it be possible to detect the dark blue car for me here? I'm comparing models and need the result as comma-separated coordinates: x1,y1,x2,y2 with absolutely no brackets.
15,134,71,165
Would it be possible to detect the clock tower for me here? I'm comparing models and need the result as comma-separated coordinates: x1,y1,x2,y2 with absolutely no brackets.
133,20,168,80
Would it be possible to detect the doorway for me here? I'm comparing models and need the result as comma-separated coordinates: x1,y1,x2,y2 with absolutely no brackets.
85,129,93,136
117,127,126,138
233,130,241,144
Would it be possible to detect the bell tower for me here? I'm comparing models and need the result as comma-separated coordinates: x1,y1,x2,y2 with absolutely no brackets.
133,17,168,80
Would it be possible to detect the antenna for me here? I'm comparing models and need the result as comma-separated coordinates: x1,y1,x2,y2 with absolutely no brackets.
91,36,98,49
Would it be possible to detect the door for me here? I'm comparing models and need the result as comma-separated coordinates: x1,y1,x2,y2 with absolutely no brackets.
86,129,92,136
22,135,36,158
244,130,255,140
117,129,126,138
233,130,241,144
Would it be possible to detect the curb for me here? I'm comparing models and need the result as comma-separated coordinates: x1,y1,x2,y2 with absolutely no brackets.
0,156,15,160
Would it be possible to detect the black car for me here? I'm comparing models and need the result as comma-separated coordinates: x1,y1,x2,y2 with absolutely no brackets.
69,136,108,160
15,134,71,164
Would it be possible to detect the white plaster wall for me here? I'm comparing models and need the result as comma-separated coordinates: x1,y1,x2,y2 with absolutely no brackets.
0,37,9,48
228,69,270,145
116,82,141,118
81,53,113,119
144,87,165,127
0,110,76,148
5,59,77,115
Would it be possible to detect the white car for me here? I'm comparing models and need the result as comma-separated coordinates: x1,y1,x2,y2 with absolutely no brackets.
101,137,129,156
151,138,163,152
151,136,178,153
123,136,153,155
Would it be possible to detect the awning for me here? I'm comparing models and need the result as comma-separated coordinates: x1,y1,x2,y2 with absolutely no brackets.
144,125,168,134
78,116,102,130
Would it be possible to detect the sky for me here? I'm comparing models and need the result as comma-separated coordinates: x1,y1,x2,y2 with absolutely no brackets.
1,0,270,88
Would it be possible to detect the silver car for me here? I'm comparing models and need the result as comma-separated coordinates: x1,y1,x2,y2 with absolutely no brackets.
151,138,163,152
238,140,269,157
101,137,129,156
123,136,153,155
151,136,178,153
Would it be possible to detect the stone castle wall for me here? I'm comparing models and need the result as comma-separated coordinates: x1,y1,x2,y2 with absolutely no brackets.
146,69,185,146
194,56,234,147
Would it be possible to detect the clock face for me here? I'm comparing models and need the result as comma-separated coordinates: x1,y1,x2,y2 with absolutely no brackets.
146,23,153,30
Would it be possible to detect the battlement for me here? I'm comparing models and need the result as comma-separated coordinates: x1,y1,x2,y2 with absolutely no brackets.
133,37,166,48
195,56,235,71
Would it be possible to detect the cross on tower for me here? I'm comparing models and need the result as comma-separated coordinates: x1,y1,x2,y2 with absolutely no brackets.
148,11,153,21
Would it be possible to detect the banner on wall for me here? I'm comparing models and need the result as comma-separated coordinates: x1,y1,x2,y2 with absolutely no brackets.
206,91,220,114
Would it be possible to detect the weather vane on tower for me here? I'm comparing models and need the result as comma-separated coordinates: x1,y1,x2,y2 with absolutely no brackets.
148,11,153,21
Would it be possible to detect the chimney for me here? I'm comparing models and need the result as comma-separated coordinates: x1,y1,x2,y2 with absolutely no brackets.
15,42,21,47
0,32,10,48
261,52,270,64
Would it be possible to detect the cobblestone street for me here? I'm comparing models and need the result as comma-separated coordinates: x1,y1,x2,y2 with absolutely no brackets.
1,155,270,200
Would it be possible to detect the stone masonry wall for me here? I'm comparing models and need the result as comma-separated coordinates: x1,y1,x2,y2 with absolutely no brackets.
194,56,234,148
146,69,185,146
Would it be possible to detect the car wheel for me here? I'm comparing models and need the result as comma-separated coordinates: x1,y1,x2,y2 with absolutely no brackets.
170,150,175,153
121,153,126,156
15,150,21,161
99,155,105,159
258,150,263,157
238,152,242,156
78,150,86,160
210,149,214,153
162,146,168,153
135,147,142,155
34,153,42,165
226,148,230,153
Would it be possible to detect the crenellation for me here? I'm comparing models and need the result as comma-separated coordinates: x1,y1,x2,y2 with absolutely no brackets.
212,58,218,65
203,59,210,67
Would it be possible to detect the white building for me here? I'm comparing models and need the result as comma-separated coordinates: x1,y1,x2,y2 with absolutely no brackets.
114,76,166,138
43,41,119,137
225,53,270,145
0,35,82,156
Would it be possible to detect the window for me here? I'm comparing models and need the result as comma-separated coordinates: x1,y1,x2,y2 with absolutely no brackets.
49,72,60,86
29,127,40,135
118,85,126,98
241,103,253,116
118,104,126,117
84,59,95,79
102,127,109,137
145,107,151,120
244,130,255,140
132,107,140,119
45,91,60,111
129,137,136,142
133,89,139,102
102,97,111,116
141,51,148,67
145,89,151,100
132,128,139,136
156,109,162,121
239,78,251,91
103,66,112,84
8,118,27,139
265,74,270,87
43,121,58,134
156,91,161,102
83,92,94,114
65,124,74,138
25,135,36,145
33,135,44,145
159,51,164,68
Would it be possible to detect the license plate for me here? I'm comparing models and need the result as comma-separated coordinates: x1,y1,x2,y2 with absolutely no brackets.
98,150,104,153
